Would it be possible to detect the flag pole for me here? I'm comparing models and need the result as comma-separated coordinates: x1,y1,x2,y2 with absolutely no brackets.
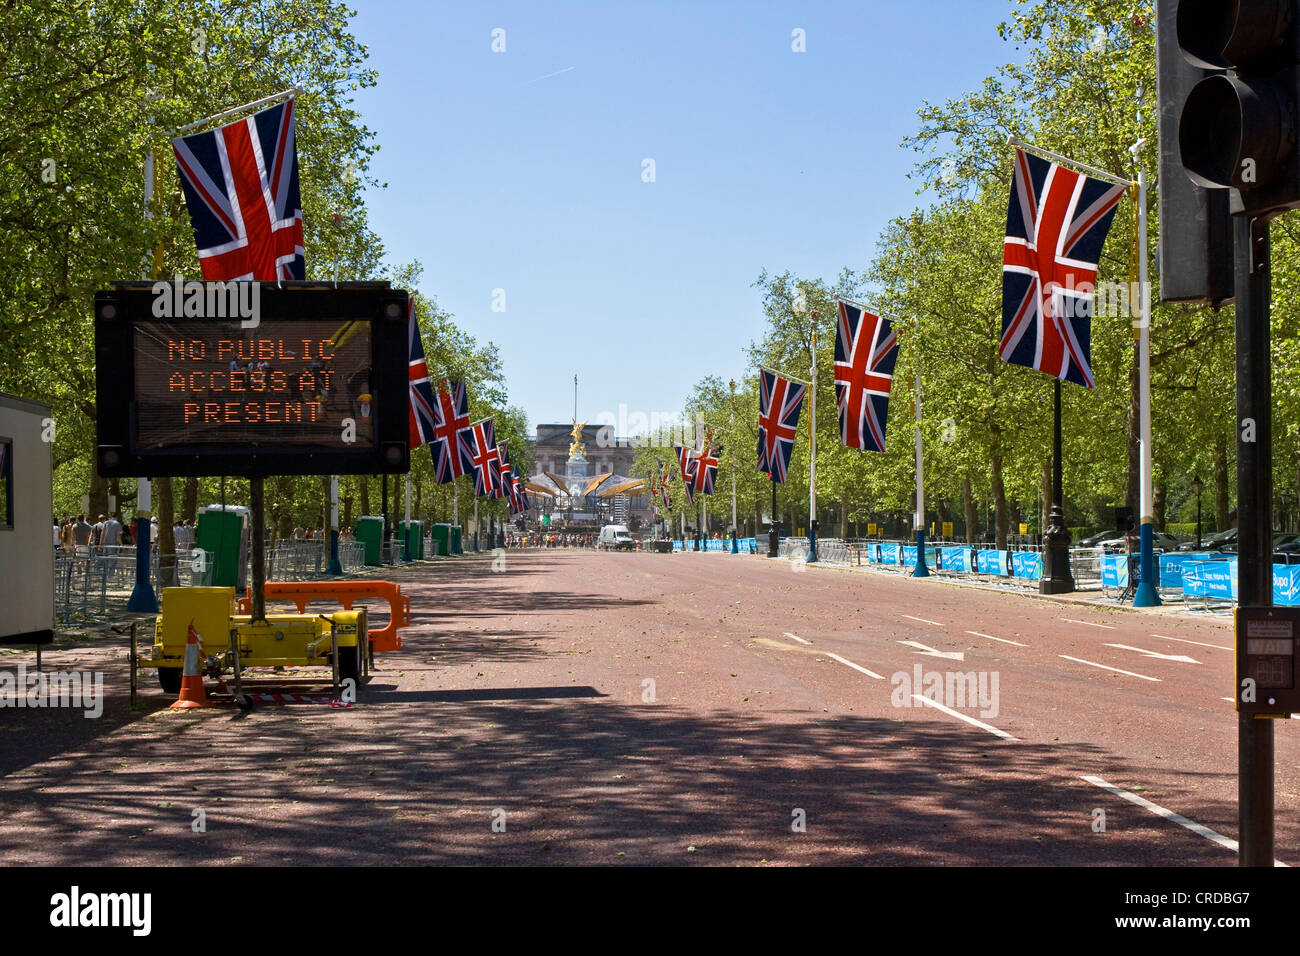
1006,134,1131,187
328,475,342,574
1132,139,1160,607
912,315,929,577
166,87,301,138
127,119,160,614
403,473,412,561
806,313,819,564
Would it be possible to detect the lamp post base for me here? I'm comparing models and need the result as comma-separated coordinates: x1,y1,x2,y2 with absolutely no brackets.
912,528,930,578
1039,505,1074,594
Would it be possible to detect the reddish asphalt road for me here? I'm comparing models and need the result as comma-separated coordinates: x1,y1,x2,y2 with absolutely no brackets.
0,546,1292,866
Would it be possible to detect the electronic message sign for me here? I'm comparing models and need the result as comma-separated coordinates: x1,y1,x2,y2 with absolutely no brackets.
95,281,409,477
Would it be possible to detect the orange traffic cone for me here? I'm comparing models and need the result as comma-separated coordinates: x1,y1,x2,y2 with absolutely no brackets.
170,619,211,709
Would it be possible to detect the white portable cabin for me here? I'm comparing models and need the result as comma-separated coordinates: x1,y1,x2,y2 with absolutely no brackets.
0,392,54,646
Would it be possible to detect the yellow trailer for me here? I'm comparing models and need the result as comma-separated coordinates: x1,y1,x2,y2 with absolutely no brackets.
137,587,368,701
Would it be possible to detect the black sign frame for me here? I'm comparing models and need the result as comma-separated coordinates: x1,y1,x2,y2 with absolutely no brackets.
95,281,410,478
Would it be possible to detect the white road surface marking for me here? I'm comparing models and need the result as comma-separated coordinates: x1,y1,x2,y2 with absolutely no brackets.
1151,633,1232,651
911,694,1018,741
902,614,944,626
899,640,965,661
967,630,1027,647
1059,655,1161,682
1082,774,1288,866
1102,643,1200,664
825,652,885,680
784,632,813,645
1062,618,1116,629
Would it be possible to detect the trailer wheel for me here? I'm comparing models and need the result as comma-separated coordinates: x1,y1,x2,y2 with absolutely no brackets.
158,667,182,694
338,646,360,684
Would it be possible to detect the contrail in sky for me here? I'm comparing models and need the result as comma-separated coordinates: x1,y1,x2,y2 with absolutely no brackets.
525,66,575,84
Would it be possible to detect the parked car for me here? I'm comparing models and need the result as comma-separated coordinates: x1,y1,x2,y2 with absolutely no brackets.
1078,530,1124,548
1178,528,1236,551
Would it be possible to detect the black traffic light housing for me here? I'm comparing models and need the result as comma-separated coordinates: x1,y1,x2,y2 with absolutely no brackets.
1176,0,1300,217
1156,0,1235,304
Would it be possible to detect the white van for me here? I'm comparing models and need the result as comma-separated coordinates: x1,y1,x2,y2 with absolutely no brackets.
598,524,635,551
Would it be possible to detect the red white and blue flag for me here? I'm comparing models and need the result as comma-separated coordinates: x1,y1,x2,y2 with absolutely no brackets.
1000,148,1126,389
171,97,305,280
431,379,471,484
460,418,502,498
834,300,899,452
692,435,720,497
495,442,513,503
408,299,438,451
674,444,697,506
756,368,807,483
658,460,672,509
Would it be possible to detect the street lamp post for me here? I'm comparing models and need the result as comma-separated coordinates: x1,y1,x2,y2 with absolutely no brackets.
729,378,738,554
1192,475,1203,550
807,312,819,564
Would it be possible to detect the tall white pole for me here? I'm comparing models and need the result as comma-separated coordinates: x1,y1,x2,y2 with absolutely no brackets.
730,383,738,552
912,313,929,577
807,320,818,562
1134,161,1159,606
127,143,158,612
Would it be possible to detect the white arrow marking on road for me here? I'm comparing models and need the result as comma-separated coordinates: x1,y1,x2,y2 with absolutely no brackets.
902,614,943,626
784,632,813,645
1103,643,1200,664
899,640,965,661
1060,655,1160,681
1151,633,1231,652
967,630,1028,647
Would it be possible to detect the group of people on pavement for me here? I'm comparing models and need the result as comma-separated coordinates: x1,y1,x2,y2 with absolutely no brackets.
55,513,128,555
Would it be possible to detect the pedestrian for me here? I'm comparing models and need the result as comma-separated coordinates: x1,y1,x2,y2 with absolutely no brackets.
101,513,123,548
72,514,93,558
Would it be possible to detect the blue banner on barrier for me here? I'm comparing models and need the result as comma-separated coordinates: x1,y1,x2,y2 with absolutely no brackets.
975,549,1008,575
1100,554,1129,588
1183,558,1236,600
879,543,900,565
939,547,972,572
1274,564,1300,606
1011,551,1043,580
901,546,917,565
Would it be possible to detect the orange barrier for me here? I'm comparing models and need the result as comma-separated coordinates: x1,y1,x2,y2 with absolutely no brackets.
237,581,411,652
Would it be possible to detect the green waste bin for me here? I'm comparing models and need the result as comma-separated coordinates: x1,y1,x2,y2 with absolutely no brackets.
430,523,452,558
398,520,425,559
355,515,386,566
451,526,462,555
195,506,249,588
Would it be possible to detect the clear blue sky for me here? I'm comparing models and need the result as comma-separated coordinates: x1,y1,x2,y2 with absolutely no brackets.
350,1,1017,430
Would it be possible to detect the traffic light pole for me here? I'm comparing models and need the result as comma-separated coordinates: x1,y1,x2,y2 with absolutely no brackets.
1235,213,1275,867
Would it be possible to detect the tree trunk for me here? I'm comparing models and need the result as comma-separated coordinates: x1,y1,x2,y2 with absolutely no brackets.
181,477,198,524
1215,432,1230,531
1126,350,1140,518
156,476,178,588
992,453,1008,549
360,476,370,516
839,490,848,539
962,473,976,544
88,463,109,520
1153,480,1166,532
1040,457,1052,536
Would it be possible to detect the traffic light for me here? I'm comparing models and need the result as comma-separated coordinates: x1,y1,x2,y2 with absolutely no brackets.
1175,0,1300,217
1156,0,1235,303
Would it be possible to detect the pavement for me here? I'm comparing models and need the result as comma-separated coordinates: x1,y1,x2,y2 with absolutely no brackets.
0,546,1291,866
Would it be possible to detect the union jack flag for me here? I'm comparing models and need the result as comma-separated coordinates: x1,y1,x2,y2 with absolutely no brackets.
408,299,438,451
1001,148,1126,388
460,418,502,498
656,461,671,509
496,442,514,504
693,440,720,497
834,300,899,452
172,97,305,280
674,444,697,506
431,379,471,484
756,368,807,483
